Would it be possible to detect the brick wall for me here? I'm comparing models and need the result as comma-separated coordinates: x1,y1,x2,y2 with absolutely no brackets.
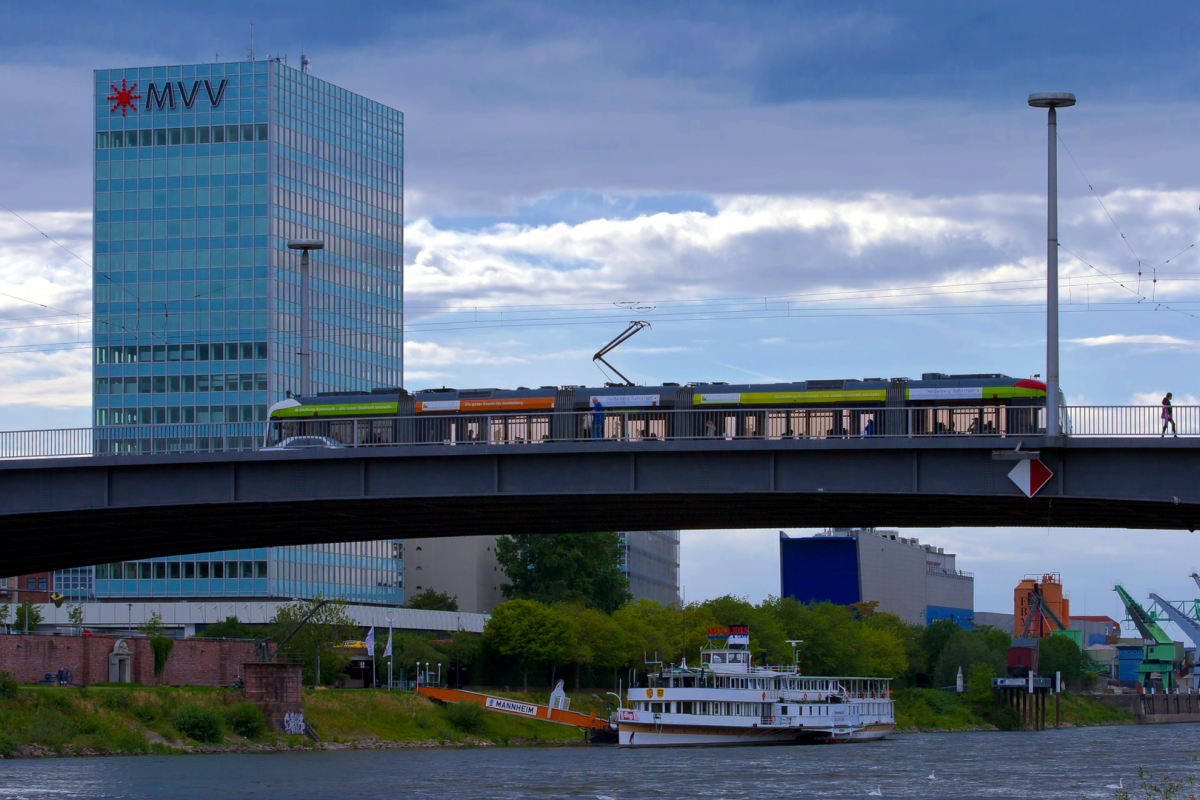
243,662,304,731
0,634,256,687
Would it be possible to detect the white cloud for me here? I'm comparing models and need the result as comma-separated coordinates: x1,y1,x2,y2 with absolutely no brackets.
759,337,784,344
1067,334,1196,348
1131,391,1199,406
403,340,525,367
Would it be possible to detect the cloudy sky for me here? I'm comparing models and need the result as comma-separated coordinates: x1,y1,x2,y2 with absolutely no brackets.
2,2,1199,624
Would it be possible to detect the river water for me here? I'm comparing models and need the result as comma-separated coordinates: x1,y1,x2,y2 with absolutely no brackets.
0,725,1196,799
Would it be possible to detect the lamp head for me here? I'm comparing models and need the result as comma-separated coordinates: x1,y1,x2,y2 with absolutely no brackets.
287,239,325,251
1028,92,1076,109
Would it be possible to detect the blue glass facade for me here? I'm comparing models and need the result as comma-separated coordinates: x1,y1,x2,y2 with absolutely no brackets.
84,61,404,605
91,60,402,424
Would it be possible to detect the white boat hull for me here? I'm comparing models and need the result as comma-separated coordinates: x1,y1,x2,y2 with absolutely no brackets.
618,722,895,747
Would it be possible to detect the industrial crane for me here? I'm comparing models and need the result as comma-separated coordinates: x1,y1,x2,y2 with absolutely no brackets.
1114,585,1179,691
1019,583,1068,637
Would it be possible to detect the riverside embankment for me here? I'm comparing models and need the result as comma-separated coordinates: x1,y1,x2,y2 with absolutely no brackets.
0,682,1139,759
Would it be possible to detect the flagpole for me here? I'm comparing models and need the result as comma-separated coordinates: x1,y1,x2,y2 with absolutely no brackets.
385,610,395,691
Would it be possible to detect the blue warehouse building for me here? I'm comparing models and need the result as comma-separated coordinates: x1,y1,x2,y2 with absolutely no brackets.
780,529,974,627
69,59,405,606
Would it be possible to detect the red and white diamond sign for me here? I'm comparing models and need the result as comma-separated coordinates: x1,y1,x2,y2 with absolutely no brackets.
1008,458,1053,498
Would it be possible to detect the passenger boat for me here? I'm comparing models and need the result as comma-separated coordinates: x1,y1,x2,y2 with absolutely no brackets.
616,626,895,747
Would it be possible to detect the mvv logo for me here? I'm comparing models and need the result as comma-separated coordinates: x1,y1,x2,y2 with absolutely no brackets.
142,79,228,111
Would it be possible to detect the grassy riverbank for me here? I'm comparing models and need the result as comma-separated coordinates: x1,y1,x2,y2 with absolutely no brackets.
894,688,1134,731
0,685,584,758
0,683,1138,757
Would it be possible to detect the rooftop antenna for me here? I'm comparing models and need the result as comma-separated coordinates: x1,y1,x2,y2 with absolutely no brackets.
247,20,255,61
593,320,650,387
301,49,310,74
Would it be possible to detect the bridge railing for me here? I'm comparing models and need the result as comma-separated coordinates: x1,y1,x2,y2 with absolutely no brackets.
0,406,1190,459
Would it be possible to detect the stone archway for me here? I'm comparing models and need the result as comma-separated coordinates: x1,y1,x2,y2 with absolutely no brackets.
108,638,132,683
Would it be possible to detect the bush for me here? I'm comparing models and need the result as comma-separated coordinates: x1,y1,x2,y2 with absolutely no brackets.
0,670,18,699
103,691,133,711
444,701,485,733
226,702,266,739
173,703,225,743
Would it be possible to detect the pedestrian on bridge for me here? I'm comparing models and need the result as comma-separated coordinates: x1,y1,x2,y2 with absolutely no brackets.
592,400,605,440
1162,393,1177,437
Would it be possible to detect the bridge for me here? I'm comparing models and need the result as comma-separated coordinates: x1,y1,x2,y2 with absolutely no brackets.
1,406,1197,576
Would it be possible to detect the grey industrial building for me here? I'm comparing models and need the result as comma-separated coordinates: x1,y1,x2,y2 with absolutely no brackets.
402,531,681,613
780,528,974,627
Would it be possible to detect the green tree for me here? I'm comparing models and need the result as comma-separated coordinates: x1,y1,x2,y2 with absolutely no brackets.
933,629,1006,688
441,631,481,688
572,606,627,689
0,603,10,632
1038,635,1086,687
966,662,996,705
138,610,166,637
405,588,459,612
496,532,631,613
67,604,85,634
921,619,963,677
195,616,258,639
483,599,571,692
14,599,41,633
268,598,359,686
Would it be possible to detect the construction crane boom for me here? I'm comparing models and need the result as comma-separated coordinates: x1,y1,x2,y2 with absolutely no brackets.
1149,592,1200,649
1114,585,1172,645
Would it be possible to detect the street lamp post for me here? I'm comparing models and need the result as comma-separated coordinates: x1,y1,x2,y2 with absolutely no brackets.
127,602,133,637
286,239,325,398
385,610,394,691
1027,92,1076,438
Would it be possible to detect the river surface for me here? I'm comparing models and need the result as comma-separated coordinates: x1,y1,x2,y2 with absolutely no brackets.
0,725,1197,799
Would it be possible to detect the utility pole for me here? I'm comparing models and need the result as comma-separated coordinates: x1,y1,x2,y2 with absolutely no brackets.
1027,92,1075,438
287,240,324,397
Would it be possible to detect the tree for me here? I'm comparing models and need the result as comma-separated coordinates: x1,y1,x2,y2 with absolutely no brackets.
14,599,41,633
67,604,84,634
483,599,571,692
268,598,359,686
0,603,9,632
921,619,963,677
195,615,258,639
496,532,631,613
138,610,166,637
933,629,1006,688
1038,635,1086,687
405,588,459,612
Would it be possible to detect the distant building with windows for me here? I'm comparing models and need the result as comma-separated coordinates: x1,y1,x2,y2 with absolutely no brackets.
779,528,973,627
401,531,682,613
55,542,403,606
83,59,403,606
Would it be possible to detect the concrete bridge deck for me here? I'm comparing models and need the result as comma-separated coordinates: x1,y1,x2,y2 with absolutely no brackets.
1,435,1197,575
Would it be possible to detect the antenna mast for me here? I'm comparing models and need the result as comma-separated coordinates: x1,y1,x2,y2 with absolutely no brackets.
593,321,650,387
247,20,255,61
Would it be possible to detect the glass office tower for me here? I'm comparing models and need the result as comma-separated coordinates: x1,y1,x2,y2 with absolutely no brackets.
84,60,404,605
92,59,402,424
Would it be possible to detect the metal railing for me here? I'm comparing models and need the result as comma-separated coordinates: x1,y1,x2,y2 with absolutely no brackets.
0,406,1192,460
